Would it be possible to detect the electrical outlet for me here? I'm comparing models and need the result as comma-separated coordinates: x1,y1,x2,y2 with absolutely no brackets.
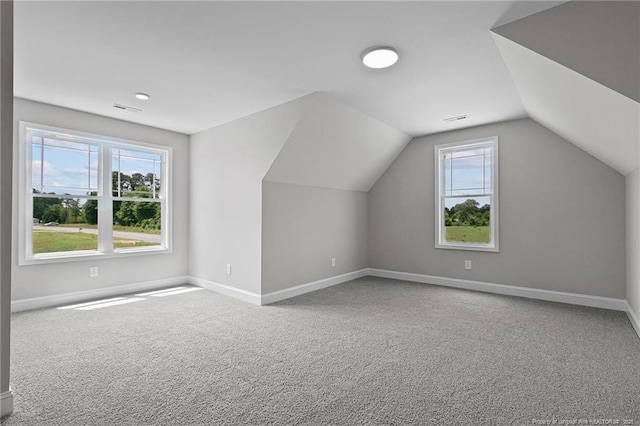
226,264,232,275
464,260,472,270
89,266,98,277
331,258,336,267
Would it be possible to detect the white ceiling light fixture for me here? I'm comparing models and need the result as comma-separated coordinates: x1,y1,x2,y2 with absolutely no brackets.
135,92,150,100
361,46,399,69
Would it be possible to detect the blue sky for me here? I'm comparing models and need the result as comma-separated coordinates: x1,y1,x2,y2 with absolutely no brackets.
32,138,160,196
443,147,492,209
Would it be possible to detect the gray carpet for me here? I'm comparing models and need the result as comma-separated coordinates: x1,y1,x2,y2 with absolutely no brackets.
2,276,639,425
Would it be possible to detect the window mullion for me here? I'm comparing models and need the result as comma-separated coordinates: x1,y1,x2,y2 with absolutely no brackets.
439,153,446,244
39,136,44,193
117,149,121,198
98,145,113,253
491,144,499,247
161,151,169,249
25,133,35,258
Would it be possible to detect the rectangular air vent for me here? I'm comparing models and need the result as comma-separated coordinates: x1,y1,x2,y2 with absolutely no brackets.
443,115,468,122
113,103,142,113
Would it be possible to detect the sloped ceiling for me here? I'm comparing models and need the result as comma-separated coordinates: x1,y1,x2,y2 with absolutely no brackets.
493,1,639,103
264,93,411,192
15,1,564,136
492,2,640,175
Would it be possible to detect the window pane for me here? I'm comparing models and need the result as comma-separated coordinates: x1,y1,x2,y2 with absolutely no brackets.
444,146,492,197
113,200,161,250
112,148,162,198
443,196,490,244
31,137,98,196
32,197,98,254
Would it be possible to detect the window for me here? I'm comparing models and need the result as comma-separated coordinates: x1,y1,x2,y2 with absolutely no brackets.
435,137,498,252
19,122,171,263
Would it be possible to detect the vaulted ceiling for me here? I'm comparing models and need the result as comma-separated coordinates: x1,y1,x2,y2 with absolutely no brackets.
264,93,410,192
492,1,640,175
14,1,639,177
15,1,562,136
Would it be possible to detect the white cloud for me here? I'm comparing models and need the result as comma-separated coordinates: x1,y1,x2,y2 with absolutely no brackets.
32,160,56,179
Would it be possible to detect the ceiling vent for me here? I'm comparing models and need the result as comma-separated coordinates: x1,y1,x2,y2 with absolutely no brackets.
113,103,142,113
443,115,468,122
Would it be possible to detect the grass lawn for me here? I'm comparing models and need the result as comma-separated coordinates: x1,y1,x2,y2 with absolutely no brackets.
33,231,158,254
445,226,490,243
58,223,160,235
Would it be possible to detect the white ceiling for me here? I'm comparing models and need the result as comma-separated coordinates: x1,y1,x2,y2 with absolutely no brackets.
14,1,563,136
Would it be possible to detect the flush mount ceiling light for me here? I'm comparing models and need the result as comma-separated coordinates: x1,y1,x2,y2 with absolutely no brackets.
134,92,150,100
361,46,398,69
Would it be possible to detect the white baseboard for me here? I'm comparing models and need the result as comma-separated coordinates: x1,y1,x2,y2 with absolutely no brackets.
11,268,637,341
0,389,13,418
188,276,261,306
261,269,369,305
367,268,628,312
11,276,189,312
626,302,640,339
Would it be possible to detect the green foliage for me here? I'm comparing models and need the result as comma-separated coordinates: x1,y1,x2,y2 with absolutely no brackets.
444,199,490,227
33,190,90,225
444,199,491,244
135,201,157,222
32,190,61,222
32,170,160,231
42,204,66,223
62,198,82,223
113,177,161,230
112,171,159,195
84,200,98,225
115,201,137,226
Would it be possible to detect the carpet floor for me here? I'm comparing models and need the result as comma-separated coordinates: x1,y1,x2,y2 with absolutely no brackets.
2,276,639,425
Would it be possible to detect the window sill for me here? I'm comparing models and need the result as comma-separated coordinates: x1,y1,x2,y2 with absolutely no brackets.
20,246,171,266
435,243,499,253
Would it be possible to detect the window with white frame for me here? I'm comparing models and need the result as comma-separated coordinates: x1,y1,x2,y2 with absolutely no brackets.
19,122,171,263
435,137,499,252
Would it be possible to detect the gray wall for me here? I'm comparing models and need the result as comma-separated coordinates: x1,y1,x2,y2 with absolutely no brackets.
368,118,626,298
261,181,368,294
189,96,310,295
12,98,190,301
626,168,640,317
